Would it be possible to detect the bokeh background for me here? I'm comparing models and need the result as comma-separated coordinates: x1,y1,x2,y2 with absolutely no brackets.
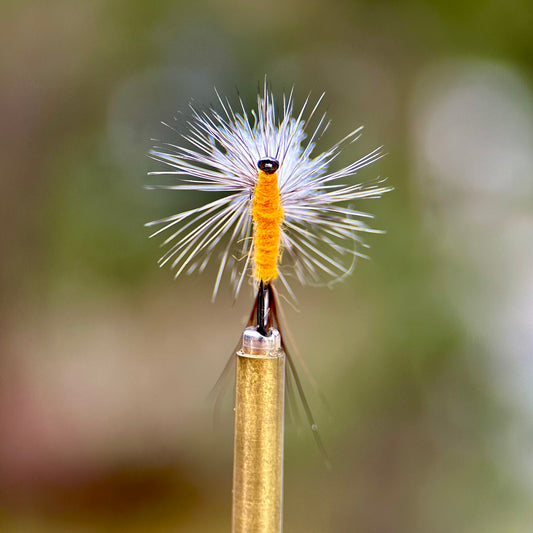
2,0,533,531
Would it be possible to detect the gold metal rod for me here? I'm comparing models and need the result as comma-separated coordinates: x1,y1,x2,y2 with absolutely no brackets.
232,327,285,533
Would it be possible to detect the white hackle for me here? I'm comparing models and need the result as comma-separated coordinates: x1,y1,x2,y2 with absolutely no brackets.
147,82,392,299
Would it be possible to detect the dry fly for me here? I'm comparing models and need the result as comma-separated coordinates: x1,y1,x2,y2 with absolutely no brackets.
146,81,391,451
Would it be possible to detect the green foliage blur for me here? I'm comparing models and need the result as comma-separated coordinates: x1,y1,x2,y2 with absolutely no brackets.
2,0,533,532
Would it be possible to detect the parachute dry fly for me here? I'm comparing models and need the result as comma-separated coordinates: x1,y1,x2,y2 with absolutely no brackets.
146,81,391,449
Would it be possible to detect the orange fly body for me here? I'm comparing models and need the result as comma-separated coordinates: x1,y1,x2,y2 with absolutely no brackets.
252,159,284,283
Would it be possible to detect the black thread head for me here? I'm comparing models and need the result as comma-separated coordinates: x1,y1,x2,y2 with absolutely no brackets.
258,158,279,174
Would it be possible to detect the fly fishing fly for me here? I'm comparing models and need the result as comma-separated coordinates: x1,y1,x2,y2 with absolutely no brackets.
146,81,391,447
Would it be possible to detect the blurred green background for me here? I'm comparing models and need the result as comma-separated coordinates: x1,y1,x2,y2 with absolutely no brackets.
2,0,533,531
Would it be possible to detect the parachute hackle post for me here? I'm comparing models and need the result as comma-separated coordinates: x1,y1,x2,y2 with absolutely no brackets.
232,319,285,533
